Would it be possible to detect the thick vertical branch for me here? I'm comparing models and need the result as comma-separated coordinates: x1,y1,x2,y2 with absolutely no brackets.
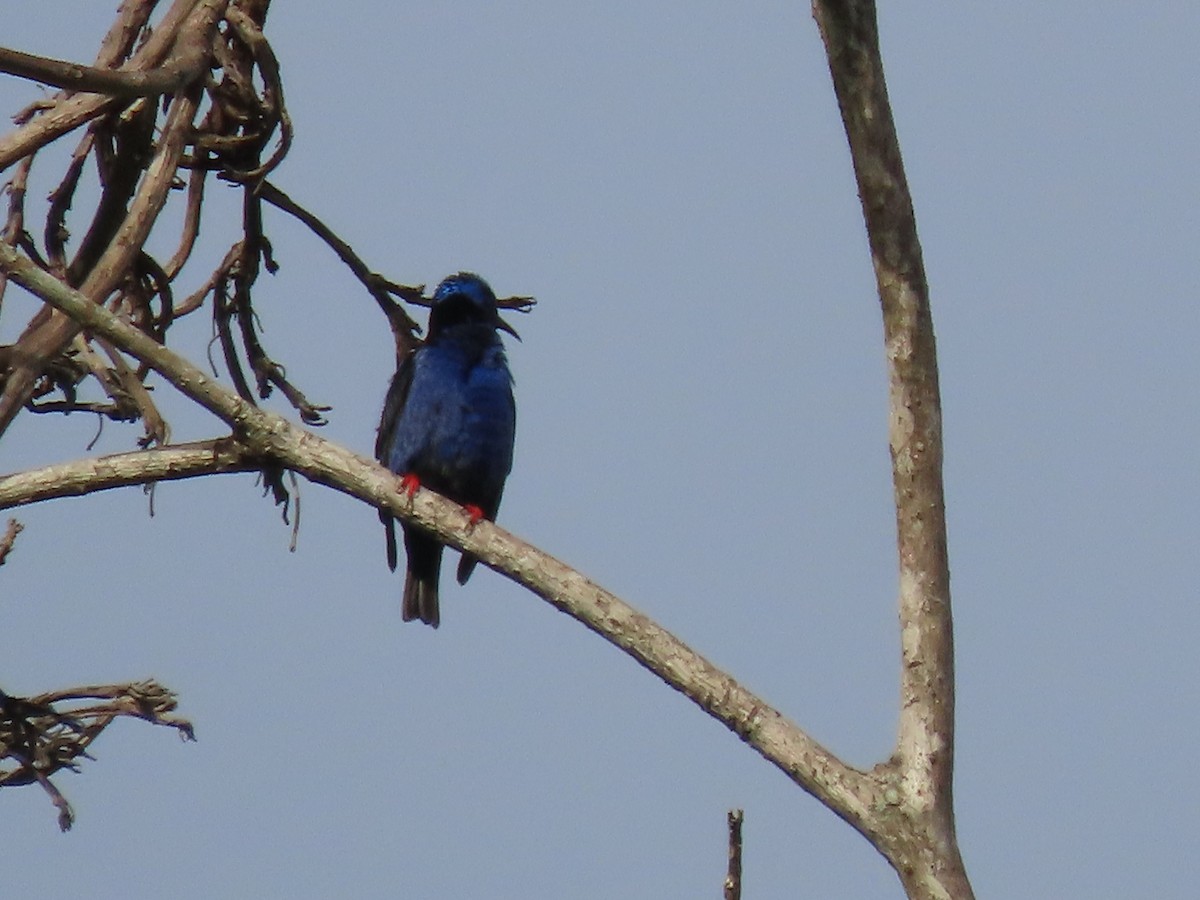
812,2,971,898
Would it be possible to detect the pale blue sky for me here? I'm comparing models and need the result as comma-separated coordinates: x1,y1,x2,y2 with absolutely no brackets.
2,3,1197,897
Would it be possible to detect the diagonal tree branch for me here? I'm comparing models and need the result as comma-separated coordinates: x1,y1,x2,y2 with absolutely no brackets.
0,440,261,509
0,237,890,853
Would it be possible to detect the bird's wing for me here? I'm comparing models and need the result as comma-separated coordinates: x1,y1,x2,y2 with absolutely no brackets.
375,354,416,464
377,352,418,572
488,389,516,519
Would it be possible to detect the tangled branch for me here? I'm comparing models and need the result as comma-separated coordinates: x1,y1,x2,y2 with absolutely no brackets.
0,0,429,460
0,680,195,831
0,0,538,468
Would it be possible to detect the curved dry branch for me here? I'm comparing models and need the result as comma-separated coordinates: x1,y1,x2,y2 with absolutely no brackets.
0,439,260,509
220,5,292,180
255,181,424,355
0,238,889,851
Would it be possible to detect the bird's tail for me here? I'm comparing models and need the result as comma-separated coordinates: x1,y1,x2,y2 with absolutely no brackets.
402,569,440,628
381,513,399,571
402,529,442,627
456,553,479,585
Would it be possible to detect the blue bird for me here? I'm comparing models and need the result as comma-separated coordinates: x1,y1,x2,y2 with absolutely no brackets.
375,273,517,627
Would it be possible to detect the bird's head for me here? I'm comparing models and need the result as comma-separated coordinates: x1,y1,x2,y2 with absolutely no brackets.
429,272,520,340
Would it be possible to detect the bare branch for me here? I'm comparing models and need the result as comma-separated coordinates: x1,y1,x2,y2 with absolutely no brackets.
44,132,94,275
91,0,161,71
724,809,744,900
0,517,21,565
0,154,34,308
0,440,261,510
0,41,211,99
177,241,239,317
813,1,970,896
0,238,889,848
255,181,424,346
164,164,208,279
94,337,170,446
220,5,292,180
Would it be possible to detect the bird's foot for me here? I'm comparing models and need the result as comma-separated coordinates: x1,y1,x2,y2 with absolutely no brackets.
399,473,421,500
463,504,485,530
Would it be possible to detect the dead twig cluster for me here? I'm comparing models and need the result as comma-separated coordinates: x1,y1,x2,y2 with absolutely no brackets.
0,0,475,454
0,679,195,831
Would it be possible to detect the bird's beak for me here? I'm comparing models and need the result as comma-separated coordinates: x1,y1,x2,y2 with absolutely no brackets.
496,317,521,341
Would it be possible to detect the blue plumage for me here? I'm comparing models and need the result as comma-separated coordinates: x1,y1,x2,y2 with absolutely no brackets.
375,273,517,627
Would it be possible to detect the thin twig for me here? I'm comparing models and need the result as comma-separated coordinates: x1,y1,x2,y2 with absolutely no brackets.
164,162,207,279
212,265,255,405
256,180,424,328
221,5,292,181
0,517,21,565
724,809,744,900
177,242,239,317
95,337,169,446
0,154,34,308
43,132,94,276
255,180,426,366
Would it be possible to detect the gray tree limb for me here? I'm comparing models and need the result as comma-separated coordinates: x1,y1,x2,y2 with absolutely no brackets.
813,1,971,897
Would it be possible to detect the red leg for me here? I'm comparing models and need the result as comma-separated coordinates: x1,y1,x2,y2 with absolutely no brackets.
399,473,421,498
463,504,485,529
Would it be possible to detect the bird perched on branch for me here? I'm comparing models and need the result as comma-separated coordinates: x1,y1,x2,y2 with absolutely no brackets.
375,272,517,627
